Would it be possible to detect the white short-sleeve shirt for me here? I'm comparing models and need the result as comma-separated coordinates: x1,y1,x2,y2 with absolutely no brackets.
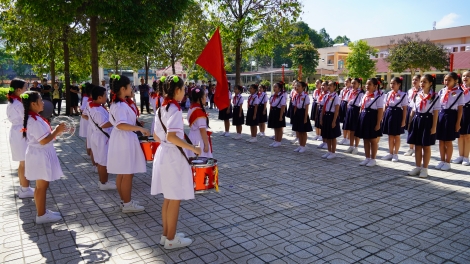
438,86,465,110
360,91,384,110
407,87,421,106
411,91,441,113
462,86,470,104
312,89,321,102
258,92,268,104
154,104,184,141
109,101,136,127
89,105,112,134
7,99,24,126
187,106,208,131
232,94,244,106
385,90,408,108
80,96,89,112
26,115,51,148
322,92,341,112
247,94,260,106
318,92,328,106
340,87,351,101
294,91,310,109
347,89,364,107
270,93,287,108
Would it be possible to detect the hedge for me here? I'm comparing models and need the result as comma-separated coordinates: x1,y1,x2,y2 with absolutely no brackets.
0,88,9,104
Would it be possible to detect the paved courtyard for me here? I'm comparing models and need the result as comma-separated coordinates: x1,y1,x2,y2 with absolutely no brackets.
1,96,470,264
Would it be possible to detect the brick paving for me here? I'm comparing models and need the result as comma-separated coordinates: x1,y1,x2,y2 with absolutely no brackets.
1,95,470,264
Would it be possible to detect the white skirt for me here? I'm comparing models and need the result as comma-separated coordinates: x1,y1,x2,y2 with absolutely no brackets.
86,120,93,149
79,117,88,137
107,129,146,174
25,144,63,181
151,142,194,200
9,124,27,161
186,129,213,158
90,131,109,166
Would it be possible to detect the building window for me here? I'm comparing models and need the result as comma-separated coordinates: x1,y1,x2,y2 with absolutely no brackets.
461,46,466,52
453,47,458,52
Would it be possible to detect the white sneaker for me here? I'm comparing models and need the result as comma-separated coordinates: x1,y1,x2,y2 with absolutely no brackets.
345,146,354,153
259,132,265,137
164,236,193,250
46,209,61,215
352,147,359,155
391,154,399,162
317,142,325,149
343,139,350,145
404,149,415,156
419,168,428,178
339,138,346,145
435,161,445,170
317,136,323,141
462,158,470,166
321,152,330,159
93,166,98,173
322,144,328,149
160,233,185,246
291,138,299,144
247,137,257,143
440,162,451,171
451,156,464,164
312,135,319,140
359,158,370,166
270,135,275,140
272,142,281,148
220,132,227,136
36,210,62,224
232,134,242,140
381,154,393,161
298,147,306,153
408,167,421,176
293,147,301,152
327,153,337,159
269,142,276,147
99,181,117,190
224,132,231,137
122,200,145,213
366,159,377,167
18,187,35,199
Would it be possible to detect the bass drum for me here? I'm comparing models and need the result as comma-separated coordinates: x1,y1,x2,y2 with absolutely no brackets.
40,100,54,119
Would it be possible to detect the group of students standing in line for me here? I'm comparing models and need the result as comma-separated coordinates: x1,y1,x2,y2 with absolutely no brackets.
216,72,470,178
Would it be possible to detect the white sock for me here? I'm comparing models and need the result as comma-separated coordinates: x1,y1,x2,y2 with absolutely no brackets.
21,186,30,192
123,201,132,206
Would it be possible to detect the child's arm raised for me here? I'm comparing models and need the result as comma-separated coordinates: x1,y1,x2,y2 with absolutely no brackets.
39,123,66,145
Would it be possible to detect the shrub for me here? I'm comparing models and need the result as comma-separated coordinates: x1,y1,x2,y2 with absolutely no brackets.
0,88,9,104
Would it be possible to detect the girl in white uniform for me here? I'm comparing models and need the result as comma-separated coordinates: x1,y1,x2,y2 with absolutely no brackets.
151,75,201,250
257,85,268,137
187,87,212,158
267,82,287,147
79,84,89,143
150,78,165,135
343,78,364,155
7,79,34,198
454,71,470,166
404,75,421,156
21,91,65,224
319,81,341,159
88,85,116,191
107,74,150,213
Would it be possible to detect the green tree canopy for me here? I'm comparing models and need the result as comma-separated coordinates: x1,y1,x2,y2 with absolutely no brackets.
289,39,319,80
345,40,377,80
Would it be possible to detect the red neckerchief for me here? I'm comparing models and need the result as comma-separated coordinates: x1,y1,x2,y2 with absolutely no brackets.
188,104,208,127
89,102,108,112
313,89,320,99
7,94,22,102
28,111,51,131
248,94,256,106
82,93,88,97
419,93,432,111
295,91,306,105
162,97,181,111
322,93,336,114
348,88,360,103
125,98,140,117
272,92,279,103
410,87,419,100
361,92,375,110
232,94,240,105
442,86,459,104
462,84,470,95
386,91,397,107
340,87,349,100
318,91,326,102
87,97,92,102
151,92,158,99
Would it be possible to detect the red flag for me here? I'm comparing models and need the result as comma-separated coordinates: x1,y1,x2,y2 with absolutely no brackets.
196,28,229,110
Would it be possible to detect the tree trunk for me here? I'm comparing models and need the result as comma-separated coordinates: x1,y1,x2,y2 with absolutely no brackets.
145,55,149,84
90,16,99,85
171,55,176,75
235,38,242,86
114,59,119,75
62,26,71,115
49,31,56,87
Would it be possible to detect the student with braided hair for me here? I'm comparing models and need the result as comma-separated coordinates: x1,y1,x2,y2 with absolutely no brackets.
21,91,66,224
6,79,34,198
187,87,212,158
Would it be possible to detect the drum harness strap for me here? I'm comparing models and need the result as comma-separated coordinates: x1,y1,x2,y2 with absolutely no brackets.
89,112,110,138
157,108,192,165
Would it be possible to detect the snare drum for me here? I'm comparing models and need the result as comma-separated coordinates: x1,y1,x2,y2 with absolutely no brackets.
140,137,160,161
191,157,219,192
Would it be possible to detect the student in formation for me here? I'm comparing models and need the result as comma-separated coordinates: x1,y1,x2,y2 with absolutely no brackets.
267,81,287,147
407,74,440,177
21,91,66,223
453,71,470,166
187,87,212,158
435,72,464,171
151,75,201,249
88,85,116,190
257,85,268,137
343,78,364,155
338,78,352,145
231,85,245,140
107,75,150,213
219,82,233,137
292,81,313,153
7,79,34,198
287,80,298,143
355,78,384,167
381,77,408,162
311,79,322,140
245,84,260,143
79,83,91,155
315,81,329,149
319,81,342,159
84,84,97,171
404,75,421,157
150,78,165,135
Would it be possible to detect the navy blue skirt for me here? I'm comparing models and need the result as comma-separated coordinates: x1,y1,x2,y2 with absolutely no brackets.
382,107,405,136
338,100,348,123
218,105,233,120
314,105,323,129
437,109,459,141
257,103,268,123
342,105,360,131
404,106,412,131
232,106,244,126
407,113,436,146
460,103,470,135
310,101,318,121
245,105,259,126
355,109,382,139
292,108,313,132
287,102,294,119
268,107,286,128
321,112,341,139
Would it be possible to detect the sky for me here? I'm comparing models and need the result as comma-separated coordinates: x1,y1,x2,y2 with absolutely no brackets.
301,0,470,41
